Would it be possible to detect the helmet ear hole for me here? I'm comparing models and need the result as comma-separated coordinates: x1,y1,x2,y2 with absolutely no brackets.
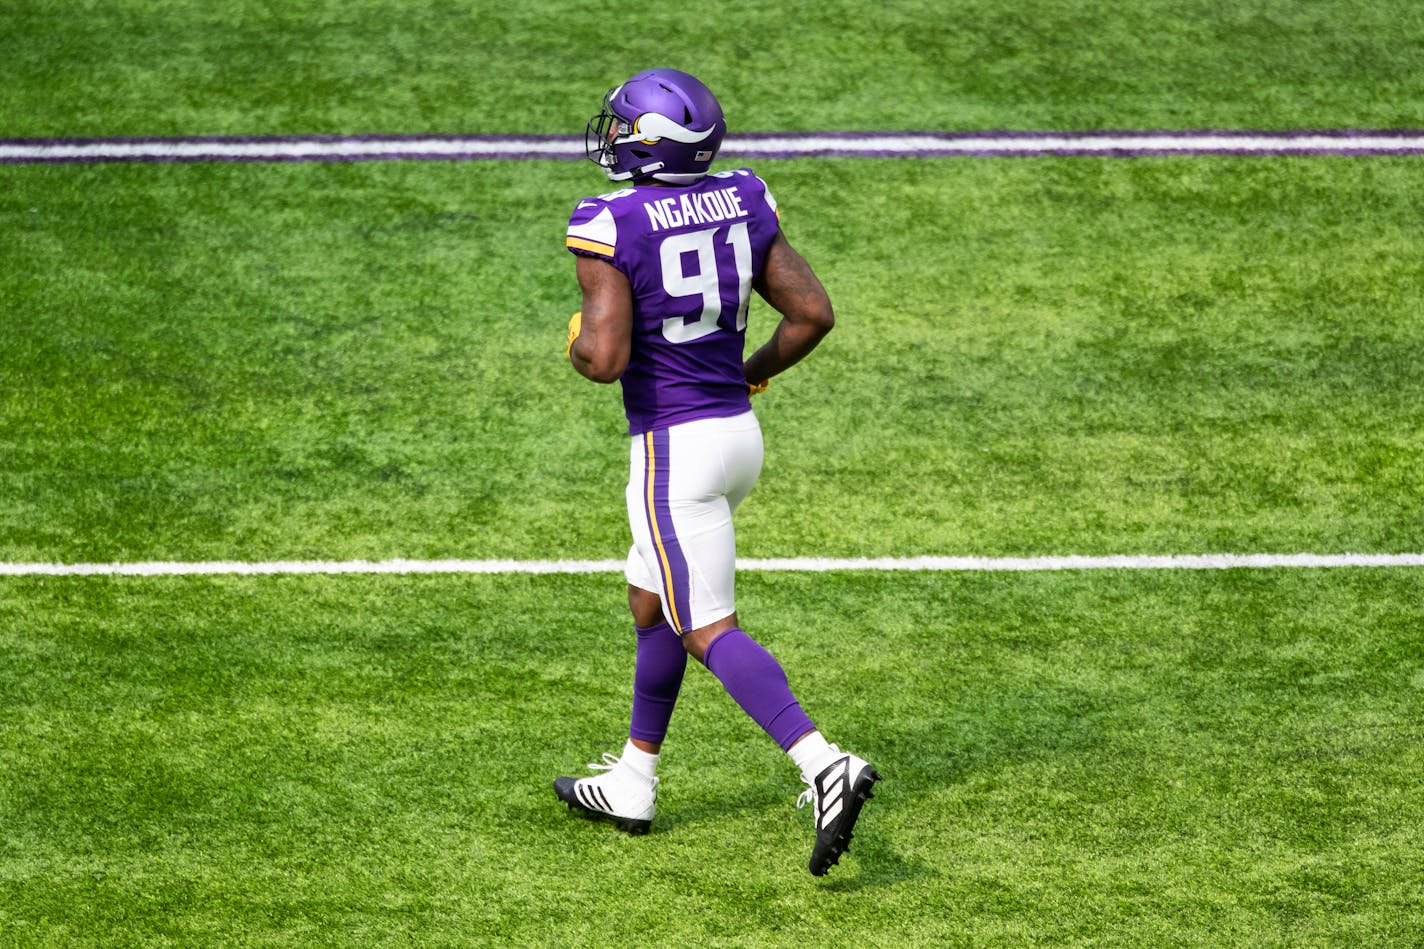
631,149,652,159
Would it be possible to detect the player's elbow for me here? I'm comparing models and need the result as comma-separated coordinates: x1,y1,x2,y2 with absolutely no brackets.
574,349,626,384
783,279,835,339
582,363,624,384
570,332,629,384
805,298,835,337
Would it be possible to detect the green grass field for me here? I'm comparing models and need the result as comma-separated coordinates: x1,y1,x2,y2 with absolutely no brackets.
4,1,1424,945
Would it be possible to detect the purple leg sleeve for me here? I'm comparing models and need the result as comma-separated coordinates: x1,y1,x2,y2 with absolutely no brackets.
629,621,688,744
702,628,816,751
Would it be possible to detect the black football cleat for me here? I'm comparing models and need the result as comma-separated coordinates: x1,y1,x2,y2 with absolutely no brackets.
799,749,881,876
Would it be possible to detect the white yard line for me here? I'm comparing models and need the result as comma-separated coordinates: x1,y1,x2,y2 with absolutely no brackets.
1,553,1420,577
3,131,1423,163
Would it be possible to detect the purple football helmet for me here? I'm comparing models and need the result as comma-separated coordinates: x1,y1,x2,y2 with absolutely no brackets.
586,69,727,184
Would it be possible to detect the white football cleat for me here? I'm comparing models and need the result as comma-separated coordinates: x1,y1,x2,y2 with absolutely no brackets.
798,747,881,876
553,752,657,835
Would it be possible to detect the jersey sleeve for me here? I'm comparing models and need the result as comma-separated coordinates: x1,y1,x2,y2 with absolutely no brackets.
566,199,618,260
723,168,780,225
758,175,781,222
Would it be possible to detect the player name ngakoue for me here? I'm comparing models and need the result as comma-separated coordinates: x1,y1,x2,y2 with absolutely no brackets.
642,183,750,231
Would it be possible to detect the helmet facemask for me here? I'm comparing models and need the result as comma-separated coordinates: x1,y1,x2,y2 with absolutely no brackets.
585,87,657,182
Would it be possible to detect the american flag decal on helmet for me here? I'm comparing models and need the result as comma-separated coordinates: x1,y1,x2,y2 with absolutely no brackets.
695,150,713,162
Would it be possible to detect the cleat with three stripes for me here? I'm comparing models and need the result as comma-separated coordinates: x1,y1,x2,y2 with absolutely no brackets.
553,752,656,835
798,748,882,876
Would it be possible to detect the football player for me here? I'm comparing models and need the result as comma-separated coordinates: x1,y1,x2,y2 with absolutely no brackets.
553,68,880,876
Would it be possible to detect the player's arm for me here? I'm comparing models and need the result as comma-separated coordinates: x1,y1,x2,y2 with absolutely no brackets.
743,230,835,388
569,255,633,383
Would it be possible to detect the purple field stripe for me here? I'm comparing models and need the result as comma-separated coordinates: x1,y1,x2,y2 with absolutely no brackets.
726,146,1424,159
738,128,1424,140
0,150,584,165
0,132,575,147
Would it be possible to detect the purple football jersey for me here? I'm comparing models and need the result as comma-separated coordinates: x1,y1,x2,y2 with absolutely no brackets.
566,169,782,435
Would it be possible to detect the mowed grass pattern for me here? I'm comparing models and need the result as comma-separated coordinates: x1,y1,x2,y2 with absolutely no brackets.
5,158,1421,562
3,1,1424,945
3,570,1422,946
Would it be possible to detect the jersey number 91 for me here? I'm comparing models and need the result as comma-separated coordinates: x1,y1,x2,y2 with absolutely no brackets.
659,222,753,343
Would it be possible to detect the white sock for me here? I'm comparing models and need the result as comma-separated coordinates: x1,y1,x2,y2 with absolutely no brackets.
620,739,659,782
787,730,836,784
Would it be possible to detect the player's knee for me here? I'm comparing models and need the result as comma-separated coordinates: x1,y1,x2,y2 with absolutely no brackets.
627,584,665,628
683,616,740,664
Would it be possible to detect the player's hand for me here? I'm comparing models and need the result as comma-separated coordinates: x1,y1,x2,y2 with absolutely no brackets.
748,379,769,396
566,310,582,358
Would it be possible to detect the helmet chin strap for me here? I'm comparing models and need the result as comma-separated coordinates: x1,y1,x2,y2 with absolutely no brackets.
649,171,707,185
605,159,665,182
